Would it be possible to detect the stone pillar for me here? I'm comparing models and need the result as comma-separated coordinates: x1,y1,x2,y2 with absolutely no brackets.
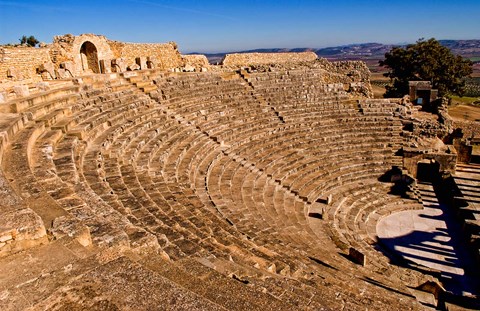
136,57,147,70
99,59,111,74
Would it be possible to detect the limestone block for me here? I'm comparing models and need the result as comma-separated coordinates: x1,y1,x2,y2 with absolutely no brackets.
327,194,333,205
200,67,208,72
13,85,29,97
51,216,92,247
349,247,366,266
127,63,140,71
147,56,156,69
7,67,22,80
111,58,127,72
0,208,48,257
99,59,111,74
135,57,147,70
36,82,50,91
183,64,195,72
39,62,56,80
0,91,6,103
56,68,69,79
60,61,75,77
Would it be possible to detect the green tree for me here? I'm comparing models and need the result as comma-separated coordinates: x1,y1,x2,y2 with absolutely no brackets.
19,35,39,47
19,35,28,45
380,38,473,98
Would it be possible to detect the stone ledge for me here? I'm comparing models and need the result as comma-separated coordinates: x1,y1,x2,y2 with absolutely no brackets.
0,208,48,258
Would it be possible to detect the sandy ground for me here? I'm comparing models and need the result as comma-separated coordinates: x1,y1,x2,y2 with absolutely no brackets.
448,104,480,122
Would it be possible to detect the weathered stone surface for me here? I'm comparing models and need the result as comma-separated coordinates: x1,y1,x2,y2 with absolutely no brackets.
183,64,195,72
38,62,56,79
0,34,184,80
55,68,68,79
146,56,156,69
35,82,50,91
222,51,317,67
60,61,75,75
51,216,92,247
349,247,366,266
6,67,22,80
135,56,147,70
0,208,47,257
182,54,210,70
0,47,476,310
0,46,51,81
127,63,140,71
111,58,127,72
13,85,29,97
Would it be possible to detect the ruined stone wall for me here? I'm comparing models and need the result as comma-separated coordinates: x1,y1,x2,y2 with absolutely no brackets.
221,52,317,67
50,34,114,75
0,46,52,81
108,41,183,70
453,120,480,138
182,55,210,69
403,148,458,177
236,58,373,97
2,34,184,80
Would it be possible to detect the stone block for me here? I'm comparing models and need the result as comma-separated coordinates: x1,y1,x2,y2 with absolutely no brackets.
183,64,195,72
349,247,366,266
51,216,92,247
13,85,29,97
0,208,48,257
39,62,56,80
99,59,111,74
147,56,156,69
308,204,324,219
56,68,69,79
111,58,127,73
36,82,50,91
7,67,22,80
136,57,147,70
60,61,75,77
0,91,6,103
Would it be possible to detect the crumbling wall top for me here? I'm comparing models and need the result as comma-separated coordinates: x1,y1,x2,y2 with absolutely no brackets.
221,52,318,67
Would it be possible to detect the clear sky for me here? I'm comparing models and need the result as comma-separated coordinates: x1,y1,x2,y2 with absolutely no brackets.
0,0,479,53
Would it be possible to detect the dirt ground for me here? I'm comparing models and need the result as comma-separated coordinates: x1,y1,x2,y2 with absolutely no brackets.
371,84,386,98
448,104,480,122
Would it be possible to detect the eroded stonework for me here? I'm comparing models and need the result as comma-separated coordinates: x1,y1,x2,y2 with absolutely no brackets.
0,34,478,310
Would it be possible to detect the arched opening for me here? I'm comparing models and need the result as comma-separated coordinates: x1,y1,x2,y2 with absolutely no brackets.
80,41,99,74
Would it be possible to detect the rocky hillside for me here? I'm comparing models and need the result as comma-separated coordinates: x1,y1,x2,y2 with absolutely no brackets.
196,40,480,64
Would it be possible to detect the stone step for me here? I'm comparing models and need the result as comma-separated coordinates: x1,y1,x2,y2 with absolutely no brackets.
140,256,296,311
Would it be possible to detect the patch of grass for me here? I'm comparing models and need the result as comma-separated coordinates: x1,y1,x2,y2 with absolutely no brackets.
449,95,479,106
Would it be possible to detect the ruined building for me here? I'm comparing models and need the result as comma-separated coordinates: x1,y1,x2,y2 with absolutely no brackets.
0,34,479,310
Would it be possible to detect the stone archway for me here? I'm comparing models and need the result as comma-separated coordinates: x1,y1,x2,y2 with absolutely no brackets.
80,41,99,73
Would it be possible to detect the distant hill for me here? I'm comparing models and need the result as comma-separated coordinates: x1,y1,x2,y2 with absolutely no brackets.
190,40,480,64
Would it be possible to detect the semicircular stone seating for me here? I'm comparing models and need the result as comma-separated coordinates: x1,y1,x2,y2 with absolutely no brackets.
0,69,436,310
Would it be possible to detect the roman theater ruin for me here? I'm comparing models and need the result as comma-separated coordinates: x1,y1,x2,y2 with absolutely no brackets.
0,34,479,310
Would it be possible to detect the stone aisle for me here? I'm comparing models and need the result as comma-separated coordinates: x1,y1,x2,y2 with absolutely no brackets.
377,182,479,296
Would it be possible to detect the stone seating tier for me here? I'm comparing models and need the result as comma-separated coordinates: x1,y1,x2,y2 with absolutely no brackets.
0,70,429,310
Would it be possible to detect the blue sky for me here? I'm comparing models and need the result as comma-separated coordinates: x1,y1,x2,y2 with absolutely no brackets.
0,0,479,53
